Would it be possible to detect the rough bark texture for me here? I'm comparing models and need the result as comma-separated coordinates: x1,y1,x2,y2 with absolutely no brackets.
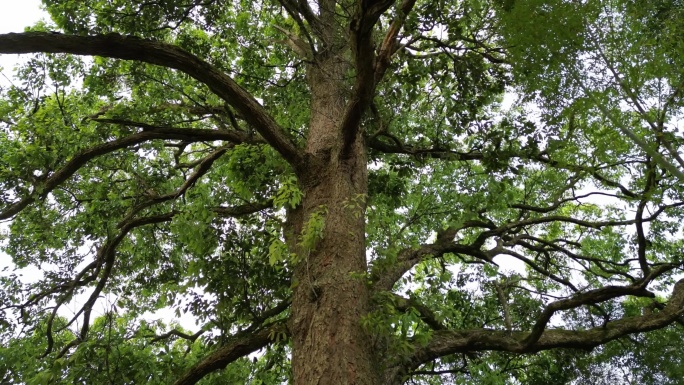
288,48,380,383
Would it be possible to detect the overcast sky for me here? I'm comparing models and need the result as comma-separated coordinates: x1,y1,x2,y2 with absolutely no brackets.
0,0,48,80
0,0,45,32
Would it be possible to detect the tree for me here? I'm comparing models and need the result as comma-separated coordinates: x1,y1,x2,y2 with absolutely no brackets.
1,0,683,384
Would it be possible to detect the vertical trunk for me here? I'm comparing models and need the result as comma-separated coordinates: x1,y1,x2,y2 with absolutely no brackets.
288,55,380,384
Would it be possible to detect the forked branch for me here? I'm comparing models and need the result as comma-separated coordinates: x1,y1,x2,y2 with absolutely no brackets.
0,32,303,167
390,278,684,383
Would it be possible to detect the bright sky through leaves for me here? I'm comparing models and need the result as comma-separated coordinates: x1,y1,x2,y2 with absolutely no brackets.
0,1,47,80
0,1,200,330
0,1,46,270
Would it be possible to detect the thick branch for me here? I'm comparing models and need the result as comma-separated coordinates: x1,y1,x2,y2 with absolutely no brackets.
392,278,684,382
0,32,303,167
635,160,658,274
375,0,418,81
339,0,399,157
371,225,495,292
173,322,287,385
277,0,320,35
523,284,655,347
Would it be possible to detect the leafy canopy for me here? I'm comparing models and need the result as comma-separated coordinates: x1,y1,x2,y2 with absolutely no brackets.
1,0,684,384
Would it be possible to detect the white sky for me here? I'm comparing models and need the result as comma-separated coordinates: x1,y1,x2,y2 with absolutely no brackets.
0,0,45,30
0,0,45,31
0,0,48,78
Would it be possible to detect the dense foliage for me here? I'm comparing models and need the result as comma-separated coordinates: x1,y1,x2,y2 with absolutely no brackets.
1,0,684,384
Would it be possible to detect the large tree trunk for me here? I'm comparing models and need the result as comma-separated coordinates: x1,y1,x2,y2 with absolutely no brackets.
288,55,380,383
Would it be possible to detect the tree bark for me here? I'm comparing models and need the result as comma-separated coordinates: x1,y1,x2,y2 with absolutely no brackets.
288,54,380,384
